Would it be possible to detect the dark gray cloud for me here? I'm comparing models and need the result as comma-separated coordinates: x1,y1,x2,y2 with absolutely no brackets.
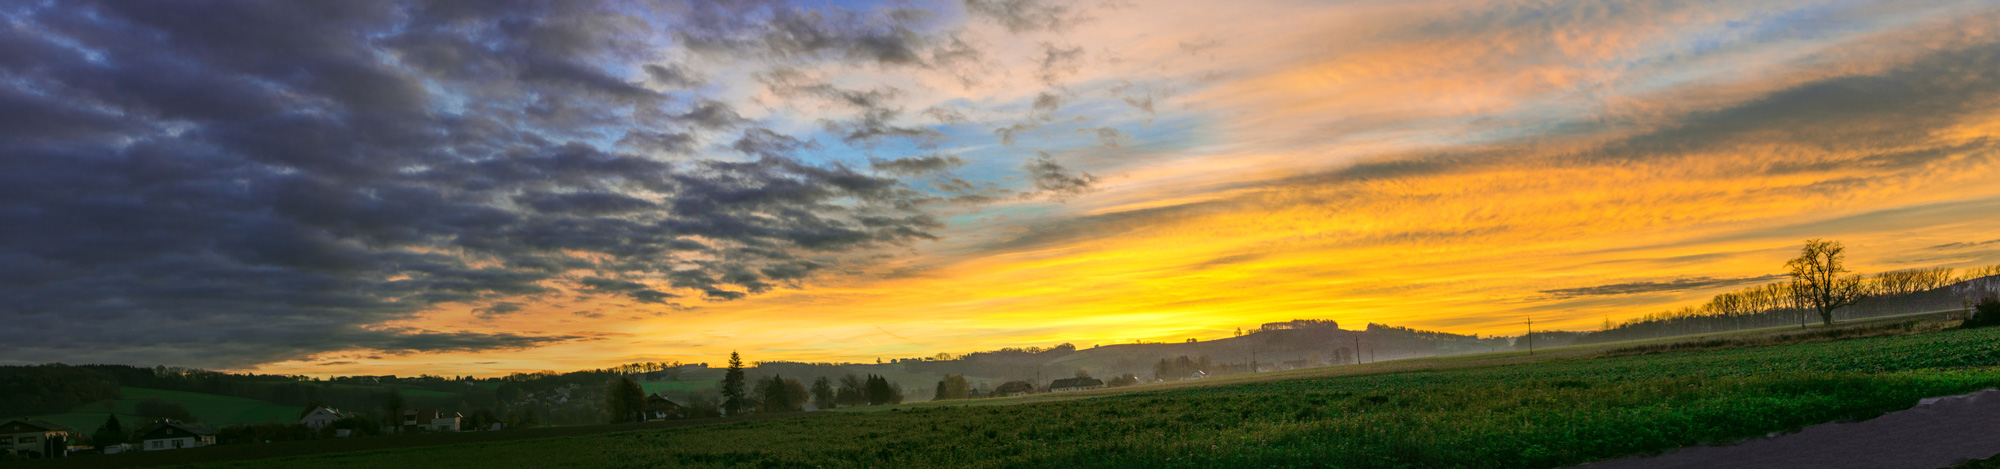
1538,276,1784,299
1036,43,1085,84
0,0,949,368
1082,126,1131,148
871,154,966,175
473,302,526,318
1021,152,1099,201
675,2,939,66
643,63,705,88
758,68,942,145
963,0,1086,33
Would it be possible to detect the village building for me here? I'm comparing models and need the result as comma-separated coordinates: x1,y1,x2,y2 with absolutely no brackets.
136,420,216,451
643,394,684,421
1,419,71,459
1048,377,1105,392
993,380,1036,397
402,408,462,432
299,406,350,429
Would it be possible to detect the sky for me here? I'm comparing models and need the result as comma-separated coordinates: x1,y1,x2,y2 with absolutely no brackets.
4,0,2000,377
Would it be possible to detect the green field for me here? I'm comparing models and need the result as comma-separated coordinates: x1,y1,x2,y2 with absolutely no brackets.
639,379,719,396
169,320,2000,468
36,387,304,434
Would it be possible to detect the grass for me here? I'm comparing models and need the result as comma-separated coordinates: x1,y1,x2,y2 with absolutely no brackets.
38,387,303,434
640,379,719,396
142,319,2000,469
1598,317,1951,357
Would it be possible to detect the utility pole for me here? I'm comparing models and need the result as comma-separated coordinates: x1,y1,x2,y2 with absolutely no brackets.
1251,351,1258,373
1526,316,1534,356
1354,335,1362,364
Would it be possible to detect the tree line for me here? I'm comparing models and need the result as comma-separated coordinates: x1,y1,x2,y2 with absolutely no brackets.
1572,240,2000,345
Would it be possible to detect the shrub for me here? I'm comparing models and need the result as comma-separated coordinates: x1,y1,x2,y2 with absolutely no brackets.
1964,297,2000,328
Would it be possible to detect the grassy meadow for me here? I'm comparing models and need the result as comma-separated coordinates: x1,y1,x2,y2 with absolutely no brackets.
162,317,2000,469
33,387,302,435
640,379,720,396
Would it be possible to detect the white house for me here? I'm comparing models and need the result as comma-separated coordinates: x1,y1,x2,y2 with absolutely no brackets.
1,419,71,459
402,408,462,432
299,406,350,429
137,421,216,451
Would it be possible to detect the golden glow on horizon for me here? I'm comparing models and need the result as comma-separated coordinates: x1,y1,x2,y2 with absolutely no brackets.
248,0,2000,378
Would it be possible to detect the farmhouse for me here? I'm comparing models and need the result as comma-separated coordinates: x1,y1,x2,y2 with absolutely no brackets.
643,394,684,420
994,380,1035,397
1184,370,1207,380
1,418,71,459
1048,377,1105,392
299,406,350,429
402,408,462,432
136,420,216,451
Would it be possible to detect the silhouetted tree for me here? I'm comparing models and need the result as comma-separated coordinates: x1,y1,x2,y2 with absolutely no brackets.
864,374,902,405
605,376,645,423
755,375,807,413
92,414,124,445
464,408,499,431
933,375,970,401
383,391,405,431
1787,239,1868,326
1966,298,2000,328
835,374,867,407
721,351,746,416
810,376,836,410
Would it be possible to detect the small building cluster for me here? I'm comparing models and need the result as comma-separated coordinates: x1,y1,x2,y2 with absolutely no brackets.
401,408,463,432
2,418,71,459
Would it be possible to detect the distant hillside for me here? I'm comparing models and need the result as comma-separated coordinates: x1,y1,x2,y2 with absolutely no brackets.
1046,320,1507,378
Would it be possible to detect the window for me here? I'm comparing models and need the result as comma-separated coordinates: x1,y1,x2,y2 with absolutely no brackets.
17,436,33,443
150,441,163,449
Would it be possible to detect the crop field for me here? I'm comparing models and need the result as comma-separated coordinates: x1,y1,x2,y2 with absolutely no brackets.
35,387,302,434
154,321,2000,469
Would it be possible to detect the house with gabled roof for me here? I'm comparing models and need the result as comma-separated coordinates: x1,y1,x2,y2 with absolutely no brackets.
136,420,215,451
299,406,351,430
644,394,684,421
1,418,71,458
402,408,462,432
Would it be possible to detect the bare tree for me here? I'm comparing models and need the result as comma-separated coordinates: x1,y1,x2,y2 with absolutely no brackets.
1786,239,1868,326
1787,278,1811,329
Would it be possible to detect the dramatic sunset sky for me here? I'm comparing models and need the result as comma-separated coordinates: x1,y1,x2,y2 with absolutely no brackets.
5,0,2000,377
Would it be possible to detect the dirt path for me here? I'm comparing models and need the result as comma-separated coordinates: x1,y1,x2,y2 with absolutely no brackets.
1577,389,2000,469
